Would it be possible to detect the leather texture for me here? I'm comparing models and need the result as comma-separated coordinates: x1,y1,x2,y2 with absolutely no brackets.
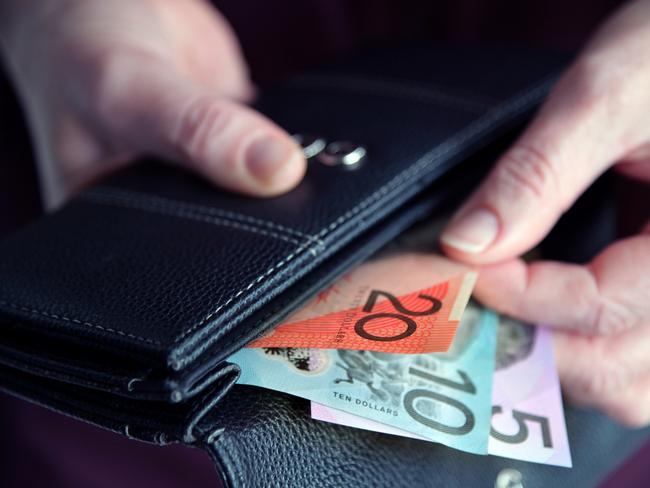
204,385,650,488
0,45,567,485
0,45,559,402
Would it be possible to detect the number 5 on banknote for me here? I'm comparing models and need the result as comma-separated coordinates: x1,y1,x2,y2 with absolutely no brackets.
491,407,553,448
309,320,572,467
488,323,571,466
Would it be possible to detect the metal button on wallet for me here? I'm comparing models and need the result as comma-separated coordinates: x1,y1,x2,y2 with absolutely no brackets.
316,141,366,168
292,134,327,159
494,468,524,488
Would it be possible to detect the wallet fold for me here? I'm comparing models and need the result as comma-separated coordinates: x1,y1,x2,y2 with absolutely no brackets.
0,44,566,484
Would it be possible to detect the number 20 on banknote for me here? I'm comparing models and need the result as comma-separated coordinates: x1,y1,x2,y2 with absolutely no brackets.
248,254,477,354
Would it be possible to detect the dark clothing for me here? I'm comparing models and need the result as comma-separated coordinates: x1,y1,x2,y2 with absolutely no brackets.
216,0,622,84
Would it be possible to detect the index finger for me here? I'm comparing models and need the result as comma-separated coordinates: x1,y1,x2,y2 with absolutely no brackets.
473,234,650,335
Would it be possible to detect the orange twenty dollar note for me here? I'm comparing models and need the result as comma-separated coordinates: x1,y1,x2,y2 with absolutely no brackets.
247,253,477,353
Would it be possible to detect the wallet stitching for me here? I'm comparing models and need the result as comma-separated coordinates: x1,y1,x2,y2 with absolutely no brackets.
0,300,161,345
0,352,124,394
288,74,498,113
83,189,321,245
81,192,306,246
171,241,315,356
0,76,553,350
170,75,555,351
167,243,314,367
0,354,123,393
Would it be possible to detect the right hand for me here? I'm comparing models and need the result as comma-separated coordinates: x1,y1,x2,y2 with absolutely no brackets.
441,0,650,426
0,0,306,208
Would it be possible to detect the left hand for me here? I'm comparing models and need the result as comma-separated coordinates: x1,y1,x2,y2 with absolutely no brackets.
440,0,650,427
0,0,306,209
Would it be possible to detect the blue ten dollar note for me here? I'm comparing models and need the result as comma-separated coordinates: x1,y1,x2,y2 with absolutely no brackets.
229,303,497,454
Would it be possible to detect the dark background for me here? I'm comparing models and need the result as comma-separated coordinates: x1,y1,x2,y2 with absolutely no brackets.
1,1,649,486
0,0,629,235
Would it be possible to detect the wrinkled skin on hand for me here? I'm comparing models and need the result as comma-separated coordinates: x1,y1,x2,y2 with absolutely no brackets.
0,0,306,208
441,0,650,427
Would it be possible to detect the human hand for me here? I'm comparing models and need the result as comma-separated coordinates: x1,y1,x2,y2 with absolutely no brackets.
0,0,305,208
440,0,650,426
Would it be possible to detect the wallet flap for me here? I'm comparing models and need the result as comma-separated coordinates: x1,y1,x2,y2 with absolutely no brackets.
0,45,564,402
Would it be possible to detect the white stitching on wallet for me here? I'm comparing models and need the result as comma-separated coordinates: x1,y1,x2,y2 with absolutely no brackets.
170,76,555,358
83,192,306,246
0,300,161,345
0,76,553,350
171,242,311,355
84,189,322,246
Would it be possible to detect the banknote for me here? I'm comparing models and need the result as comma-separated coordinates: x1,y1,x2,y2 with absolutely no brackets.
311,321,572,467
247,253,477,354
229,302,497,454
489,320,571,466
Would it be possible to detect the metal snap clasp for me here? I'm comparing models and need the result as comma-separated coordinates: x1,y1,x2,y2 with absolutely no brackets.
292,134,327,159
317,141,366,169
495,468,524,488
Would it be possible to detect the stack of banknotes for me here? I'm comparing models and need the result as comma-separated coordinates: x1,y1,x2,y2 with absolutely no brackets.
229,223,572,467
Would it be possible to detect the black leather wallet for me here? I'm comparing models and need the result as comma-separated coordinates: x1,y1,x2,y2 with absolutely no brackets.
0,45,564,486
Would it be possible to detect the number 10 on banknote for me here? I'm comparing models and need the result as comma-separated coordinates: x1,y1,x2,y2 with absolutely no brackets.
311,322,572,467
230,302,497,455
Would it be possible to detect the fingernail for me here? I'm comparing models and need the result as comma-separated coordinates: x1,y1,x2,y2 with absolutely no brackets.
441,208,499,254
245,136,297,182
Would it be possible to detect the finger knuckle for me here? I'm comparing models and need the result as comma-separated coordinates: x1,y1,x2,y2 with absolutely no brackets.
591,299,638,335
174,97,232,163
87,51,125,119
575,359,629,400
493,143,561,206
88,49,154,122
569,55,630,115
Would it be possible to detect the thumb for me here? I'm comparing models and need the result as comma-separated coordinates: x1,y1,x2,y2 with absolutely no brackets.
96,54,306,196
440,0,650,265
440,59,642,264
